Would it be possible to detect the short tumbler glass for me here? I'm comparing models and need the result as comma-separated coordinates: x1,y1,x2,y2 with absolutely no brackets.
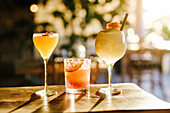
64,58,91,94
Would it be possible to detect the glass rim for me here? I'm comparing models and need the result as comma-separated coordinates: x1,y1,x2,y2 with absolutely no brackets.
64,58,91,62
33,33,59,37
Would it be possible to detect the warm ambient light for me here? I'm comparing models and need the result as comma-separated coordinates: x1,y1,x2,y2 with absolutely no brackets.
30,4,38,13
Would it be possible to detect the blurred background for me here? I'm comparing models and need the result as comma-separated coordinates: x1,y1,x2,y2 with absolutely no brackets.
0,0,170,102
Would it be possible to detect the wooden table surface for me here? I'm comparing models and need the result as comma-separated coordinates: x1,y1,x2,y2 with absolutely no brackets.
0,83,170,113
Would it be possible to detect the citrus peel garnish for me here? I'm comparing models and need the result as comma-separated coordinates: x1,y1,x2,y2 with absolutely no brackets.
65,61,83,72
106,22,121,30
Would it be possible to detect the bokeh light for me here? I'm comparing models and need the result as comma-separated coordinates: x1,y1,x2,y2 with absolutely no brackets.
30,4,38,13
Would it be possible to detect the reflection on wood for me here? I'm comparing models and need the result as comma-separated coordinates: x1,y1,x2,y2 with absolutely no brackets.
0,83,170,113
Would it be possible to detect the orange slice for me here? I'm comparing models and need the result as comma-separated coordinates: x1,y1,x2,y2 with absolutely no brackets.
106,22,121,29
65,61,83,72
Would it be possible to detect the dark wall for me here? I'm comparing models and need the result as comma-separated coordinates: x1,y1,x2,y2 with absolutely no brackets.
0,0,37,62
0,0,37,85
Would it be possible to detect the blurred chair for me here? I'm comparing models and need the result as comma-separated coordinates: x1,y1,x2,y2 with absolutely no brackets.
52,57,65,85
127,49,164,87
90,57,99,84
15,59,43,75
90,56,108,84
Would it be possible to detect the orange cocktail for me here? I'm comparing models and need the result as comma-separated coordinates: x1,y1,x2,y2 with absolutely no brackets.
33,33,59,59
64,58,91,94
33,32,59,96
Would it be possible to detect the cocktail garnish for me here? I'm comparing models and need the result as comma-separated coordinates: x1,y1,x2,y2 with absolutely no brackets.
42,32,53,36
120,13,128,31
106,13,128,31
50,32,53,35
106,22,121,30
42,32,49,36
65,62,83,72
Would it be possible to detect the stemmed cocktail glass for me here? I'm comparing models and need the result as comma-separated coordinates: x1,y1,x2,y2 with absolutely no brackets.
33,32,59,96
95,23,127,95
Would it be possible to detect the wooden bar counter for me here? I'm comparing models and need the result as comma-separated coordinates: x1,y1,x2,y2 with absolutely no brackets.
0,83,170,113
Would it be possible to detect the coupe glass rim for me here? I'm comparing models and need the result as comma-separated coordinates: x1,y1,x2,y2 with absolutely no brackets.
33,33,59,37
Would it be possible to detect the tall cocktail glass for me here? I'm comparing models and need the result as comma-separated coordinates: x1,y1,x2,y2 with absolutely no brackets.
95,28,126,94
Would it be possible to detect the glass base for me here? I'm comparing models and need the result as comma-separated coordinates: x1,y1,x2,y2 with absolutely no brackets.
99,87,121,95
66,88,88,95
35,89,57,96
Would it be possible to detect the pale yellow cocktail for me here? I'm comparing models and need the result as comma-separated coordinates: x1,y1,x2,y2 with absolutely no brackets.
95,28,126,64
95,22,127,94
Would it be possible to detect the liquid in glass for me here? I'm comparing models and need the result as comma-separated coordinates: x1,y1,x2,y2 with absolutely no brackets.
64,58,91,94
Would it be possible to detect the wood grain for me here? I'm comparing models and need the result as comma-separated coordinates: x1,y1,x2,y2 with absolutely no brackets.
0,83,170,113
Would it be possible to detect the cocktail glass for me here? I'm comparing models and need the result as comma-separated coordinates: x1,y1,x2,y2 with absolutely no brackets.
64,58,91,94
95,29,127,94
33,32,59,96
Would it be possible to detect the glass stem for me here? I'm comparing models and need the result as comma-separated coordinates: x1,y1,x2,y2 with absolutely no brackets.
108,64,114,88
44,59,48,92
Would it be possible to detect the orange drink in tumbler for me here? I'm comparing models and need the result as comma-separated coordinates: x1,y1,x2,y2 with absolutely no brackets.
64,58,91,94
